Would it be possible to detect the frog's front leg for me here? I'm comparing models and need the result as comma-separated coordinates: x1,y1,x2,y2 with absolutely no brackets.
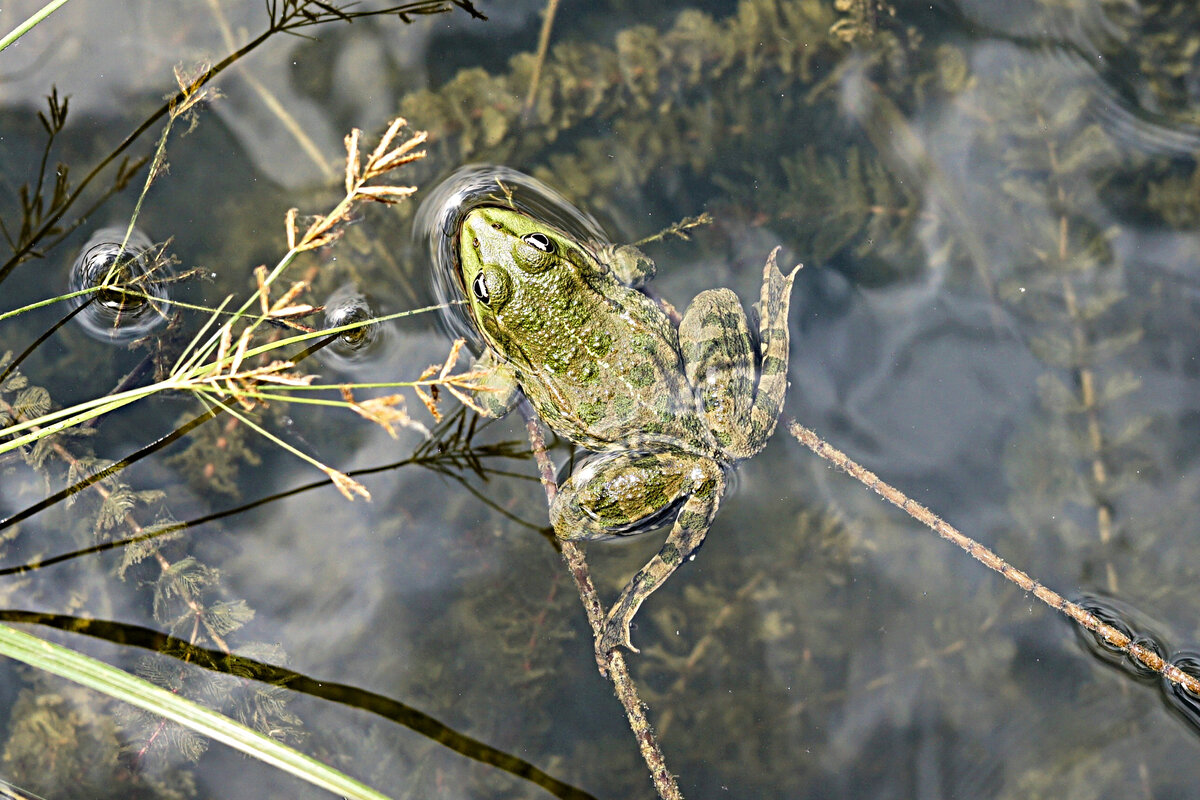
469,349,521,418
550,450,726,655
594,243,655,288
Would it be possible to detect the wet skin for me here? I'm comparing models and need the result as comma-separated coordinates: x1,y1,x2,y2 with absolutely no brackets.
456,205,800,655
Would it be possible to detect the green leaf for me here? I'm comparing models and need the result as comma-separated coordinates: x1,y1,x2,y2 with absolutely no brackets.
1057,124,1118,176
0,0,74,52
1098,371,1142,406
12,386,50,418
0,623,394,800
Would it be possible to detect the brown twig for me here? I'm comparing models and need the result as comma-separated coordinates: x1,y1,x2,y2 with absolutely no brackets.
522,412,682,800
523,0,560,115
786,418,1200,696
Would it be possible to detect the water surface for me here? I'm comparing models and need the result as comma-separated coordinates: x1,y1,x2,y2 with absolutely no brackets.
2,1,1200,798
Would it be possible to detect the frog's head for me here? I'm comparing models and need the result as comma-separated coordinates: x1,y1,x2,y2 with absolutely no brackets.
456,205,595,357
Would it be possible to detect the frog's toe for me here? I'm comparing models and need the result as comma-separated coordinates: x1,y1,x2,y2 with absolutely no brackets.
598,615,640,656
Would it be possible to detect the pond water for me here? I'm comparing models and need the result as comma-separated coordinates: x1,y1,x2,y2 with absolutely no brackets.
2,1,1200,798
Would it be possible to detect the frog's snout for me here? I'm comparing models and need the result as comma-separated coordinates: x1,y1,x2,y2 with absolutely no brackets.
462,206,504,239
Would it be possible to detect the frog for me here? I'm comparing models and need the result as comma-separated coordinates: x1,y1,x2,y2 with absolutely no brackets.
455,204,800,656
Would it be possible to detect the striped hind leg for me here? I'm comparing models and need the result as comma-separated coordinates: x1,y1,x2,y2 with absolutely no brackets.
745,248,802,454
550,450,727,654
679,248,800,461
597,459,726,655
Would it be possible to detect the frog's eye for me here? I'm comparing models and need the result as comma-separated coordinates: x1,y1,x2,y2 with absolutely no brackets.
471,271,491,304
522,232,555,254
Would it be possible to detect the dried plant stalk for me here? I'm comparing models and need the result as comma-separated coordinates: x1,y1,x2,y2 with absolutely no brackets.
787,419,1200,696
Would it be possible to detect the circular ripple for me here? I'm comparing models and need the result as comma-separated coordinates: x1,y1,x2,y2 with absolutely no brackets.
317,284,391,372
1161,650,1200,731
414,164,607,353
69,227,171,342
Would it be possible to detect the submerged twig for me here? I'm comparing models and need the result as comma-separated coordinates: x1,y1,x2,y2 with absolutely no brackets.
0,406,532,572
523,0,561,115
522,413,682,800
786,419,1200,696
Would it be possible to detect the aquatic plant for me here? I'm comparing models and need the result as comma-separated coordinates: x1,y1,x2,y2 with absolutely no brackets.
0,0,485,283
378,0,1200,795
0,2,526,797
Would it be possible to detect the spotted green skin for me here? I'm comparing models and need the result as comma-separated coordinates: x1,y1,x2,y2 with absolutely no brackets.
458,205,799,655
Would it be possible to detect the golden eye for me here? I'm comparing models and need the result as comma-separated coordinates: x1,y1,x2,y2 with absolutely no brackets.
521,232,555,254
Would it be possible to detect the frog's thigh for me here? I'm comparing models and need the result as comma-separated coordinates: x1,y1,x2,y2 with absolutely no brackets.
550,450,702,541
552,450,728,652
678,288,757,452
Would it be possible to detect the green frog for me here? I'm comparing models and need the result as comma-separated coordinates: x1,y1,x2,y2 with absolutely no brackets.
456,204,800,655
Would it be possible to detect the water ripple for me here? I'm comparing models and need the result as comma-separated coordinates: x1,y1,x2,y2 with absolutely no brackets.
68,227,171,343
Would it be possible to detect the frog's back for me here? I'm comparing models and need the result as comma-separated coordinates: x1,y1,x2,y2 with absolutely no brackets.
513,276,714,454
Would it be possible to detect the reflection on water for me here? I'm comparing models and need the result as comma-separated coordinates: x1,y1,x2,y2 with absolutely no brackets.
2,0,1200,798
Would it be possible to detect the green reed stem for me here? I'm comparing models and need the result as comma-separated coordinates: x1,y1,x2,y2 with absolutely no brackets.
0,0,72,52
171,295,235,375
0,623,393,800
0,300,451,456
218,303,452,366
216,401,332,473
0,288,99,322
0,385,166,455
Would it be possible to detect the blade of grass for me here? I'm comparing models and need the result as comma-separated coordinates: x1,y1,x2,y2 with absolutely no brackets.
172,293,235,376
0,287,100,322
216,400,369,500
0,397,232,532
0,301,451,453
0,622,393,800
229,302,453,364
0,387,162,455
0,0,72,52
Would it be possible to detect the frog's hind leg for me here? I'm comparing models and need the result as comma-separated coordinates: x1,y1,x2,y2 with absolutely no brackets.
679,248,800,461
600,462,724,654
748,248,802,452
550,451,726,654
